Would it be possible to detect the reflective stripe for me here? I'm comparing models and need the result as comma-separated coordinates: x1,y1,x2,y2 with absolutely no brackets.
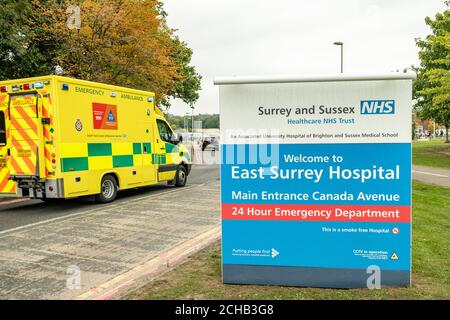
9,95,39,176
0,95,16,193
61,157,89,172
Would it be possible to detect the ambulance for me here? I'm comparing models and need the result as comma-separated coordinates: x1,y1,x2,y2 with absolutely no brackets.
0,76,191,203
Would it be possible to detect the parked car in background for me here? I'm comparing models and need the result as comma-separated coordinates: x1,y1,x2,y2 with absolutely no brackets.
201,136,219,151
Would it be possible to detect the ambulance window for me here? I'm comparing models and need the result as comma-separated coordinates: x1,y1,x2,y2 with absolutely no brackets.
0,111,6,146
157,120,174,143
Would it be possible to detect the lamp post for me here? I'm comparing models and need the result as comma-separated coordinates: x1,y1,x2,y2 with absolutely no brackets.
191,106,195,135
403,66,415,74
184,113,190,132
334,41,344,73
190,107,195,150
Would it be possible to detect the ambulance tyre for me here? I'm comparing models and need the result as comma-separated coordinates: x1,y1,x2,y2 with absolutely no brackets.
96,175,118,204
174,166,187,188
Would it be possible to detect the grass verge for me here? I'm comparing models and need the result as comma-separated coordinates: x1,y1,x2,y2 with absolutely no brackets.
413,139,450,169
125,181,450,300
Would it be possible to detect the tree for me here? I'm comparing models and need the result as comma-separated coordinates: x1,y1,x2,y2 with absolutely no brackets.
0,0,201,110
203,114,220,129
166,114,220,131
415,5,450,143
0,0,62,80
167,36,202,108
52,0,201,110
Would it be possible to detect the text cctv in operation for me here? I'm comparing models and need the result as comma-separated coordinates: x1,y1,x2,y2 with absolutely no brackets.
231,165,400,183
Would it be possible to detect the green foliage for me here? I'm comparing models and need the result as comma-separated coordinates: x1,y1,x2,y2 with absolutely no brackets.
0,0,60,79
413,139,450,169
203,114,220,129
166,114,220,130
415,7,450,142
0,0,201,110
165,36,202,109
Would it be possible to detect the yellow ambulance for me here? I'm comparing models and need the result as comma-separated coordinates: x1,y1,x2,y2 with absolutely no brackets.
0,76,191,203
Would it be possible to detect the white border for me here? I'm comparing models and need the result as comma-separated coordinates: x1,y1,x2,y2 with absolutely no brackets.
214,72,417,85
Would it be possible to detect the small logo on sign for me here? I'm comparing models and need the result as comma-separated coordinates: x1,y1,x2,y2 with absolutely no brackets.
391,252,399,260
92,103,118,130
361,100,396,115
271,248,280,258
392,227,400,235
75,119,83,132
108,111,115,121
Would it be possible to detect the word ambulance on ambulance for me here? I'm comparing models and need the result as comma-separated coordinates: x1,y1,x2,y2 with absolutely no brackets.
0,76,191,203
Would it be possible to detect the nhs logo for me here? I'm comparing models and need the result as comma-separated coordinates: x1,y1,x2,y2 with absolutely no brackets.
360,100,396,115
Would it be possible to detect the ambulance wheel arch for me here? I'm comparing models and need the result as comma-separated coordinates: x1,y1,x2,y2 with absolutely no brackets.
95,172,120,191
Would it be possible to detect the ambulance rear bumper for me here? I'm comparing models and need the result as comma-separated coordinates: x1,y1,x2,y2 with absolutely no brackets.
11,176,65,199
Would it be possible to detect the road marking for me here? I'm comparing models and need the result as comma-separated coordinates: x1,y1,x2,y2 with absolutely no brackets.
412,170,449,178
0,185,198,237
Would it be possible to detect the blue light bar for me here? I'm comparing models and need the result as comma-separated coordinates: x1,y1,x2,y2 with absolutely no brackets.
34,82,44,89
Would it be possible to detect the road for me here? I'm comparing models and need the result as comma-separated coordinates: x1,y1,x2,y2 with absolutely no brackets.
412,165,450,188
0,165,220,300
0,165,219,232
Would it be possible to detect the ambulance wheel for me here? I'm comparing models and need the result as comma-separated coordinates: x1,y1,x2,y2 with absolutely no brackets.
174,166,187,187
96,175,118,203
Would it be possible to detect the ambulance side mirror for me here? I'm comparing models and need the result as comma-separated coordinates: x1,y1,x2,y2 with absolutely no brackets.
171,134,183,145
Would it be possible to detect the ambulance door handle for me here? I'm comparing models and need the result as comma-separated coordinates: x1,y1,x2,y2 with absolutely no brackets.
160,147,166,151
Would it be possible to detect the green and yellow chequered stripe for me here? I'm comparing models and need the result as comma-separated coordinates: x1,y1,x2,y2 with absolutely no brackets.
60,142,180,173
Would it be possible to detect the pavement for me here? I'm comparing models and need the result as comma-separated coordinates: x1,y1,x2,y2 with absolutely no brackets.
76,225,221,300
412,165,450,188
0,165,220,300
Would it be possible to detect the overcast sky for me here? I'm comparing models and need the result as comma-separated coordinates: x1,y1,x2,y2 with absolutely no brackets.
163,0,447,115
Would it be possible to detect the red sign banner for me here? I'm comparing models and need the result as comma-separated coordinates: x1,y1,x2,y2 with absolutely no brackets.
92,103,118,130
